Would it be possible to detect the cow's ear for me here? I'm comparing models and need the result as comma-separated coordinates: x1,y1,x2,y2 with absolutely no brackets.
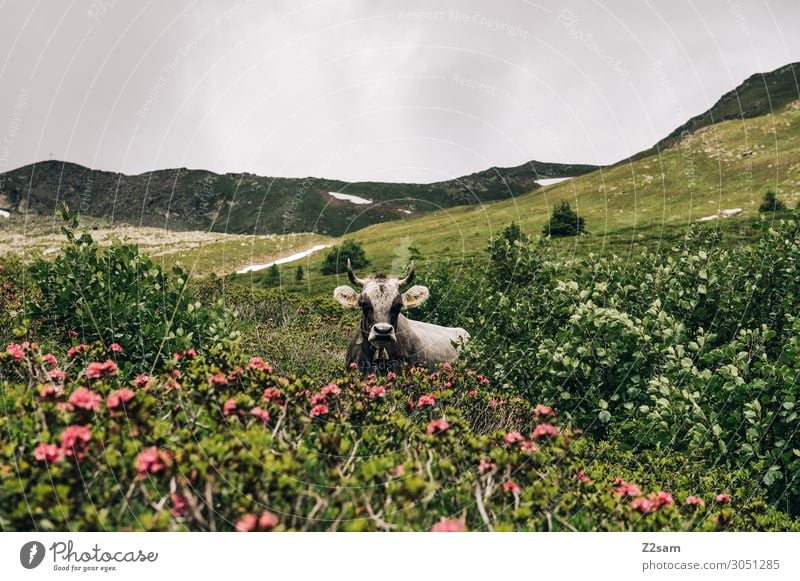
402,285,429,309
333,285,359,308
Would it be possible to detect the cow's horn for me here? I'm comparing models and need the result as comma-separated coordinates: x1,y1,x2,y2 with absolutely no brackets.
398,261,415,287
347,259,366,287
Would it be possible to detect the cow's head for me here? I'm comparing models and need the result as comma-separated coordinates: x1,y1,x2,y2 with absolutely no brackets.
333,259,429,350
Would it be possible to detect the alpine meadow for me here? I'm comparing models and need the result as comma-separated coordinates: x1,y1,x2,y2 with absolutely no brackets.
2,54,800,535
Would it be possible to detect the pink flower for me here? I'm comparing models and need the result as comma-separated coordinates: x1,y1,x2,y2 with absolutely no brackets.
478,458,495,474
67,330,78,338
246,356,273,373
262,387,283,403
686,496,705,507
442,362,452,371
476,374,490,385
48,369,66,382
368,385,386,399
134,374,152,389
715,493,731,505
395,465,405,477
468,389,477,398
236,513,257,532
503,431,524,445
60,425,92,459
107,389,135,411
311,392,327,405
86,359,118,379
431,518,466,532
136,447,172,476
519,440,539,453
417,394,436,407
258,511,279,531
503,480,521,494
386,371,397,381
34,443,62,463
653,491,674,508
532,423,559,440
67,344,88,359
321,383,341,397
250,407,270,423
42,353,58,367
209,372,228,386
612,479,641,498
631,497,657,514
109,343,123,353
534,404,556,420
69,387,102,412
426,418,450,435
348,362,358,370
5,343,24,360
185,348,197,359
39,384,63,399
171,494,190,518
577,470,593,484
223,399,237,416
310,404,329,417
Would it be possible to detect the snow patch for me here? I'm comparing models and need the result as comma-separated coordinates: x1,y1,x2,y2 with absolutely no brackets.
537,177,572,187
237,244,331,274
698,208,743,222
328,192,372,205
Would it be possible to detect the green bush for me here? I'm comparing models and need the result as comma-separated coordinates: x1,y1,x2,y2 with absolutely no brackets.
320,239,369,275
543,201,586,237
2,340,794,531
759,190,788,214
425,216,800,513
26,209,236,370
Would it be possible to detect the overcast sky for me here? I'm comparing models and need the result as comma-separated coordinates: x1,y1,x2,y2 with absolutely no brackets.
1,0,798,183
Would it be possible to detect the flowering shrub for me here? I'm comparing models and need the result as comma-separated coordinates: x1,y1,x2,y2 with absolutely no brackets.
1,341,795,532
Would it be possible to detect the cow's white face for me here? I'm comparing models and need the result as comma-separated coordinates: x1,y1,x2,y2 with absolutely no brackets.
334,276,429,349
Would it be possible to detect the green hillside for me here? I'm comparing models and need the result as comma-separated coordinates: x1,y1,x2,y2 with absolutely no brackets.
258,95,800,292
0,158,597,237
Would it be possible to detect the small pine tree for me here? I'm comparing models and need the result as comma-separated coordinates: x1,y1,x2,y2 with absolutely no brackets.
759,190,787,213
295,265,304,282
321,239,369,275
263,263,281,287
542,201,585,237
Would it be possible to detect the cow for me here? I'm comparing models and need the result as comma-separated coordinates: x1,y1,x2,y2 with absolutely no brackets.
333,259,469,374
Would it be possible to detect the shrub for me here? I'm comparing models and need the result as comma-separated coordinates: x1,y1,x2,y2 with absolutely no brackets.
263,264,281,287
759,190,787,214
1,340,794,531
320,239,369,275
453,216,800,513
26,208,236,371
543,201,586,237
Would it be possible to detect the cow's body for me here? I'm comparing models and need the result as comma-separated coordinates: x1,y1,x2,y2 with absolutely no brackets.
334,260,469,375
345,313,469,374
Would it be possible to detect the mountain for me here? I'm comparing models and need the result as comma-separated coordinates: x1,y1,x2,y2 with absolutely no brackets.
631,61,799,160
0,158,598,236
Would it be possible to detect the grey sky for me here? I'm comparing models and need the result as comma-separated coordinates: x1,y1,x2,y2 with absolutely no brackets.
1,0,798,183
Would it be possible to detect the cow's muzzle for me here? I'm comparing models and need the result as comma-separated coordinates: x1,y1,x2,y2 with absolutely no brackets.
368,323,396,347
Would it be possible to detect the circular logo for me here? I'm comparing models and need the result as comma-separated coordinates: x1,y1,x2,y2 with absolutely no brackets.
19,541,46,569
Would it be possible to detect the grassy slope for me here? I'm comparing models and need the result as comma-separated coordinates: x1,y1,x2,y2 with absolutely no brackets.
265,98,800,294
0,214,333,277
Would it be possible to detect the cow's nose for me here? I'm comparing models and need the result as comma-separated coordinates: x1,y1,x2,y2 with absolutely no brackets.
373,323,394,335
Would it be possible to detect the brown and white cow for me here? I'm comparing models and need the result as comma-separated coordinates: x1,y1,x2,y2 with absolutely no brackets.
333,260,469,374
